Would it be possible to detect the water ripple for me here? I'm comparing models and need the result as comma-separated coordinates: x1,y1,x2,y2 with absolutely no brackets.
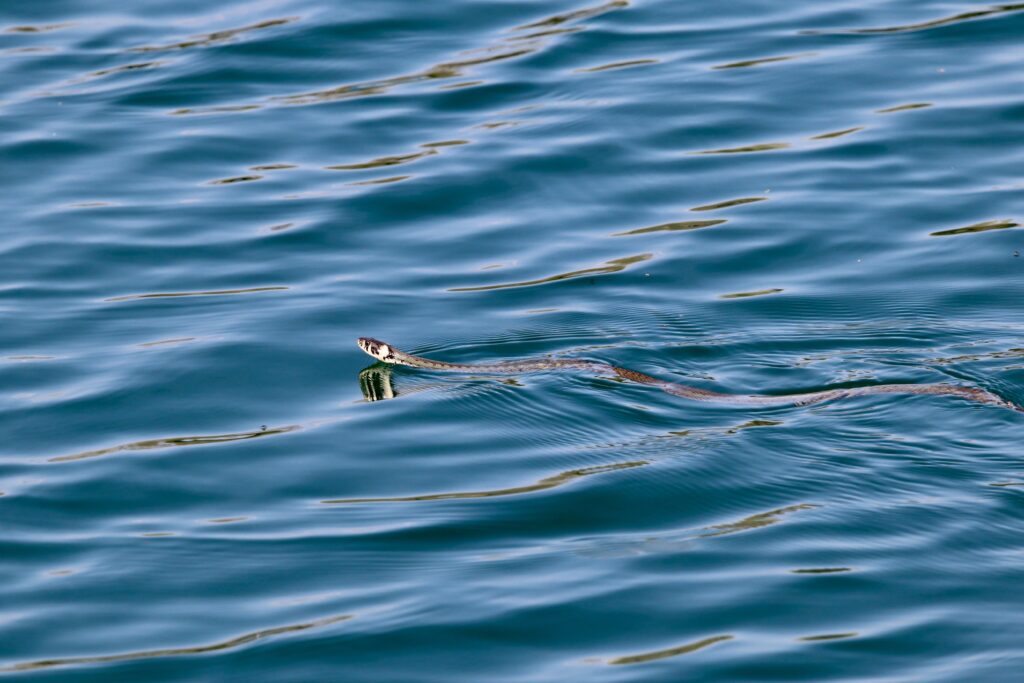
130,17,299,53
712,53,814,70
46,425,300,463
607,635,734,665
814,3,1024,35
614,219,726,236
690,197,767,212
104,286,289,302
5,0,1024,679
575,59,657,73
322,460,647,504
325,149,438,171
930,218,1019,237
174,0,630,114
448,253,652,292
810,126,865,140
876,102,933,114
719,288,785,299
5,23,75,34
515,0,628,30
0,614,351,673
694,142,790,155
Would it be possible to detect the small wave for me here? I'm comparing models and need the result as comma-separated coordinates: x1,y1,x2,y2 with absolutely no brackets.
799,632,858,642
614,219,726,236
930,219,1018,237
608,635,733,665
348,175,411,186
321,460,647,504
249,163,297,171
810,126,865,140
5,23,74,33
420,140,470,148
105,286,289,302
448,253,652,292
807,3,1024,35
515,0,628,30
155,0,624,123
876,103,932,114
712,53,814,70
48,425,300,462
0,614,351,673
130,17,298,52
170,104,262,116
691,197,767,212
325,149,437,171
208,174,263,185
575,59,657,73
693,142,790,155
702,503,818,538
719,288,784,299
137,337,196,348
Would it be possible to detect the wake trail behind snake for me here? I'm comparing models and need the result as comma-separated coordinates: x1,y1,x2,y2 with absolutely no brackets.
357,338,1022,412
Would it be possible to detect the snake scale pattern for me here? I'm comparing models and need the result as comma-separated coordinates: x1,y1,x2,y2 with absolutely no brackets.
358,337,1021,412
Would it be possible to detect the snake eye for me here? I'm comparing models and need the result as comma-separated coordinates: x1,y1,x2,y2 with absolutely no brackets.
358,337,380,355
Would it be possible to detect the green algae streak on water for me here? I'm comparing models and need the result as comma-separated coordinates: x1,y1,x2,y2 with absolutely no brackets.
1,1,1023,681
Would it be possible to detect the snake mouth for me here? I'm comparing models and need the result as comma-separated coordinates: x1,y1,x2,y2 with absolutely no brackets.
357,337,395,363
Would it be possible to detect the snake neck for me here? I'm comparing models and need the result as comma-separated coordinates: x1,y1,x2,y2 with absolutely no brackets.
392,349,607,374
390,349,467,370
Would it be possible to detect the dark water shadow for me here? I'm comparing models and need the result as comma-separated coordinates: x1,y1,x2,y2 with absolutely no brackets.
701,503,817,538
325,149,437,171
693,143,789,155
170,1,628,114
691,197,766,212
5,23,75,33
799,632,857,642
712,52,813,70
930,219,1019,237
0,614,351,673
810,127,864,140
208,174,263,185
47,425,300,463
105,286,288,302
321,460,647,504
719,288,784,299
516,0,628,30
806,3,1024,35
608,635,734,665
876,103,932,114
131,17,298,52
614,219,726,236
576,59,657,73
448,253,651,292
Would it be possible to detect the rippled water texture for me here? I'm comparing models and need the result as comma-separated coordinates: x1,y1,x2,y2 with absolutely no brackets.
3,1,1024,680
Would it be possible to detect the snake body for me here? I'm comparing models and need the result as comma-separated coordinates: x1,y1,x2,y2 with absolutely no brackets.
357,337,1021,412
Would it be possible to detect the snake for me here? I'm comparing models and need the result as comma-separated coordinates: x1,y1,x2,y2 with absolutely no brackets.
357,337,1021,412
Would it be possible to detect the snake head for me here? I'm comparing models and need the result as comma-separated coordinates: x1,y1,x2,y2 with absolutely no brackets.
357,337,397,363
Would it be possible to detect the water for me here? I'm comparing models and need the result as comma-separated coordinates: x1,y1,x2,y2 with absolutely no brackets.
2,0,1023,680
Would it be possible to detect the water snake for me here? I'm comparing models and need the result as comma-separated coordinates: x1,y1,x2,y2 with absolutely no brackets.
357,337,1021,411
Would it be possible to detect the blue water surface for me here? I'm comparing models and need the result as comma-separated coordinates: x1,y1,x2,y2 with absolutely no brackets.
2,0,1024,680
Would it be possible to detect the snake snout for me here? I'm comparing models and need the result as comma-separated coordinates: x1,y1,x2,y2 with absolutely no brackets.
357,337,393,362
